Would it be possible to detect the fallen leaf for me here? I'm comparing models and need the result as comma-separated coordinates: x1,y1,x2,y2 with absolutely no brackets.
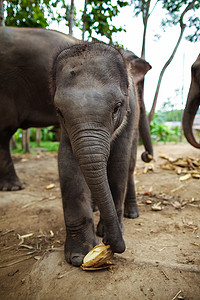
19,244,34,250
179,174,191,182
18,233,34,245
34,256,42,261
172,201,182,209
49,230,54,238
138,185,145,191
146,199,152,204
46,184,55,190
151,202,162,211
191,173,200,179
143,163,154,173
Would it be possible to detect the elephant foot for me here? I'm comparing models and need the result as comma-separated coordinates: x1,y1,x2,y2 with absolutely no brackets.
65,237,98,266
64,223,98,266
96,218,125,254
124,200,139,219
0,177,25,191
96,216,124,237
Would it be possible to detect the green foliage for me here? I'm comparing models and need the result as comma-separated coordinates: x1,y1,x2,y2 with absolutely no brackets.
12,141,59,153
14,128,23,143
150,111,183,142
84,0,129,43
12,127,59,153
13,127,55,142
161,0,200,42
162,0,200,14
186,16,200,42
155,110,183,122
52,0,79,28
162,0,188,13
5,0,52,27
133,0,200,43
157,95,183,122
150,120,182,142
133,0,152,17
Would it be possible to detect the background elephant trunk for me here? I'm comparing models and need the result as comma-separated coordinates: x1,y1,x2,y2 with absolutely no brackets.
182,95,200,149
70,126,126,253
138,81,154,162
139,106,154,162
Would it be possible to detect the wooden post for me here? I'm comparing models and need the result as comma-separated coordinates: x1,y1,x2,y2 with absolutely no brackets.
36,128,40,146
22,129,30,153
0,0,5,27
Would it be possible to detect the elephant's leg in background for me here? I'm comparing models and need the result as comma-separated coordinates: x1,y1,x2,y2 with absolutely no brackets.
124,133,139,219
96,129,132,237
0,132,24,191
58,129,98,266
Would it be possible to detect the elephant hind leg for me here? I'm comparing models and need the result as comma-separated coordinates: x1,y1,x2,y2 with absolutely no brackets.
0,133,24,191
124,174,139,219
124,135,139,219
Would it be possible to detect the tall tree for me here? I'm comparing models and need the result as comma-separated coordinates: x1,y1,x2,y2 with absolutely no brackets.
0,0,4,26
83,0,129,44
82,0,88,40
52,0,77,35
148,0,199,122
133,0,200,123
134,0,158,58
5,0,52,27
68,0,74,35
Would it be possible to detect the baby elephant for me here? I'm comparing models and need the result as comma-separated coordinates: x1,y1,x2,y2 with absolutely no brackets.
50,42,151,266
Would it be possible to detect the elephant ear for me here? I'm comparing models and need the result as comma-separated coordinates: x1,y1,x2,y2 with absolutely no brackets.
125,51,151,84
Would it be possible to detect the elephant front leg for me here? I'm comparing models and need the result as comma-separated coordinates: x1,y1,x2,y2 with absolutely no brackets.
0,134,24,191
58,130,98,266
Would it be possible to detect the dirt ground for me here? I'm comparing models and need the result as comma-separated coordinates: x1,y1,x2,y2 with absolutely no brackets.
0,142,200,300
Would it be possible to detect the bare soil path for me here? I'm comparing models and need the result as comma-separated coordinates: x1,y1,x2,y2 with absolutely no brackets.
0,143,199,300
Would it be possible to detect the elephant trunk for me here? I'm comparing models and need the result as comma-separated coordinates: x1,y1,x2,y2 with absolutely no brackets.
139,109,154,162
138,87,154,162
70,126,125,253
182,94,200,149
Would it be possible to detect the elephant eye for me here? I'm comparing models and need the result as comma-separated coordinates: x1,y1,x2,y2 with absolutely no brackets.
113,102,122,117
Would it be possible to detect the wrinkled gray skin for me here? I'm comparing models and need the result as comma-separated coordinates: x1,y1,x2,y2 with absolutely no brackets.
0,27,79,191
50,42,151,266
182,54,200,149
0,27,153,193
0,27,153,266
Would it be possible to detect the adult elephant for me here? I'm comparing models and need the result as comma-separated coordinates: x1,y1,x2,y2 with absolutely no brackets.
182,54,200,148
0,27,79,191
0,27,153,192
50,42,151,265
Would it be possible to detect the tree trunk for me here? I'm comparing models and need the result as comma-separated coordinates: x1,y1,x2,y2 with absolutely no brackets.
0,0,5,26
22,130,30,153
36,128,40,146
69,0,74,35
138,0,151,143
82,0,87,41
148,24,186,123
141,0,151,59
10,135,17,151
148,0,196,123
